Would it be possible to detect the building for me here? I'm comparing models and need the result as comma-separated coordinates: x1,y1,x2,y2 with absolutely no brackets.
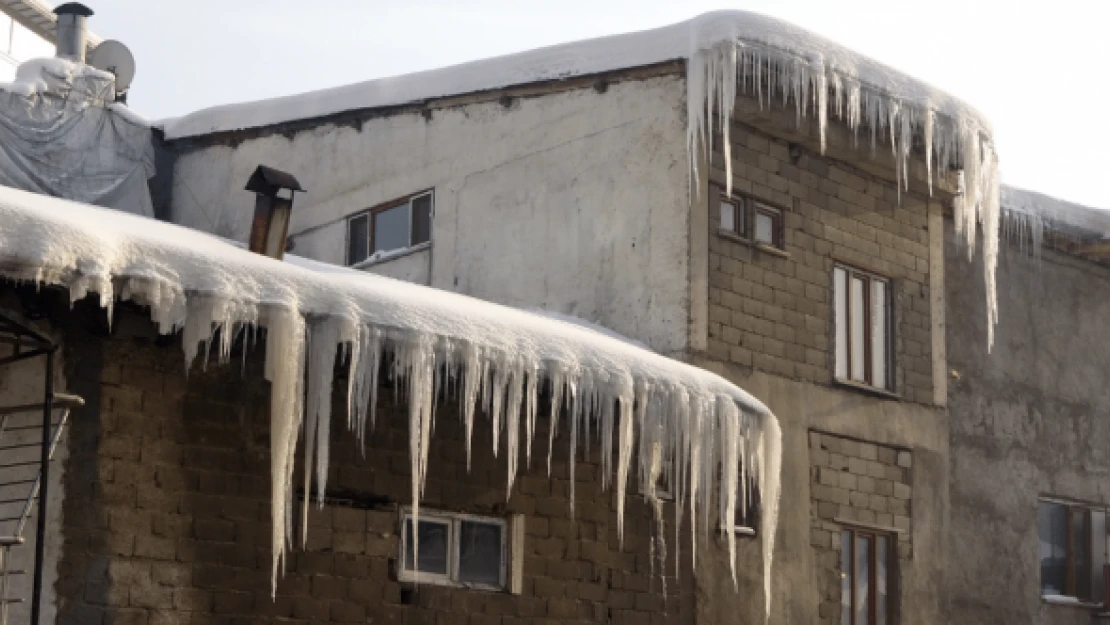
156,11,993,625
0,0,100,80
1,5,1107,625
945,187,1110,623
0,185,778,625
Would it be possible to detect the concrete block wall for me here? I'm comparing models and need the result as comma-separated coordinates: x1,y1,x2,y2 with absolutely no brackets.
809,431,912,625
53,307,695,625
705,120,935,404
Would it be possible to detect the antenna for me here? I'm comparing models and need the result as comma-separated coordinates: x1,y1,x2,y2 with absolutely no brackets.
88,40,136,96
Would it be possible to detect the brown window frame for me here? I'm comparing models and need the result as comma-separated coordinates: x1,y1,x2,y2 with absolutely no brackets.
718,195,746,238
1038,498,1106,602
834,264,893,391
346,190,434,266
841,526,894,625
752,201,784,249
714,188,786,251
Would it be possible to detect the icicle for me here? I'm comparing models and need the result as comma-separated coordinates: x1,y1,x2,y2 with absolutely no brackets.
546,370,565,477
265,308,306,594
614,390,636,546
924,109,935,196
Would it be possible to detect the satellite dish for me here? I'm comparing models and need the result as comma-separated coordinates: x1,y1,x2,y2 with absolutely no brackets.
89,40,135,92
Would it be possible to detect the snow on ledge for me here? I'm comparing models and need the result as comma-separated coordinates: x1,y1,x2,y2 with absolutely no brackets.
1001,185,1110,250
0,186,781,612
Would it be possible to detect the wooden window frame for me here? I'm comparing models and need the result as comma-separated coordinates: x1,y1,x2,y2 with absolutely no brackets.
714,188,787,252
834,264,893,391
1039,498,1105,602
345,190,434,266
841,526,894,625
719,195,746,238
398,508,511,592
752,201,784,249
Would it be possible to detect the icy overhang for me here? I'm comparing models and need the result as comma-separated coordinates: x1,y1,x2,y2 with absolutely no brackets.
0,186,782,614
1002,185,1110,242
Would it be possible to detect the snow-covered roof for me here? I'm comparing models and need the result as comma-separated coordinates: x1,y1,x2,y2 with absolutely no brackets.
159,9,1002,352
159,10,990,141
1001,185,1110,241
0,185,781,611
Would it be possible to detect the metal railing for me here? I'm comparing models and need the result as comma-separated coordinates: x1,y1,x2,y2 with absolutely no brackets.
0,311,83,625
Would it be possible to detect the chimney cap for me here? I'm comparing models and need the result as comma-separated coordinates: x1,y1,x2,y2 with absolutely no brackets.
245,165,304,195
53,3,94,17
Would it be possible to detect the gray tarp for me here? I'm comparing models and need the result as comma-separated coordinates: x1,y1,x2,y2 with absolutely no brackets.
0,57,154,216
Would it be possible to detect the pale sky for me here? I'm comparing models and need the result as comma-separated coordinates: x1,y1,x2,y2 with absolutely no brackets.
87,0,1108,209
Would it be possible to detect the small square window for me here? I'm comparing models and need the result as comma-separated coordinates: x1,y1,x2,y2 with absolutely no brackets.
402,516,451,580
720,198,744,236
753,202,783,248
398,509,511,591
457,520,504,586
346,191,434,265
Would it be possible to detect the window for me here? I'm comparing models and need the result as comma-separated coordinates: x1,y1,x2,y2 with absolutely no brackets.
1039,499,1107,603
399,509,509,590
753,203,783,248
834,265,892,391
840,527,893,625
716,191,785,251
347,191,433,265
719,197,746,238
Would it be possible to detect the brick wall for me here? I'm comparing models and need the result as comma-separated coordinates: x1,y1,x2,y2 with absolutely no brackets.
55,309,695,625
705,121,935,404
808,431,912,625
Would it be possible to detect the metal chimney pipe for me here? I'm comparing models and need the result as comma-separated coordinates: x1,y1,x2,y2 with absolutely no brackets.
53,3,94,62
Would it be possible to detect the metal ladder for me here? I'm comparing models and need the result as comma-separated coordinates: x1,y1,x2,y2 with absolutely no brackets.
0,393,82,625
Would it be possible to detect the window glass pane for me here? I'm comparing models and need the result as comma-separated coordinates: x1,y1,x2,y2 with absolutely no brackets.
850,276,867,382
347,214,369,265
1039,501,1068,595
856,534,870,625
404,518,449,576
373,203,411,254
877,536,889,625
720,200,736,233
1073,507,1092,600
457,520,503,586
755,211,775,245
412,194,432,245
1093,510,1107,603
834,268,848,379
841,531,852,625
871,280,888,390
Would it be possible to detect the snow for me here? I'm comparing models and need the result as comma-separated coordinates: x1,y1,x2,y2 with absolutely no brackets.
0,185,782,612
160,9,1002,352
0,57,154,215
1001,185,1110,253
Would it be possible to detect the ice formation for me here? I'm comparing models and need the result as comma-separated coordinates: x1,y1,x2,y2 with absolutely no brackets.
680,19,1001,348
0,187,781,613
1000,185,1110,257
160,10,1003,350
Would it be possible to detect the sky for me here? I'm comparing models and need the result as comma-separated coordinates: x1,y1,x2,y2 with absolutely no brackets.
85,0,1108,209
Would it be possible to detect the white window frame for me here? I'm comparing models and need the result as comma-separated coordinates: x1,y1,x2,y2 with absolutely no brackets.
346,190,434,266
834,264,893,391
398,508,510,592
